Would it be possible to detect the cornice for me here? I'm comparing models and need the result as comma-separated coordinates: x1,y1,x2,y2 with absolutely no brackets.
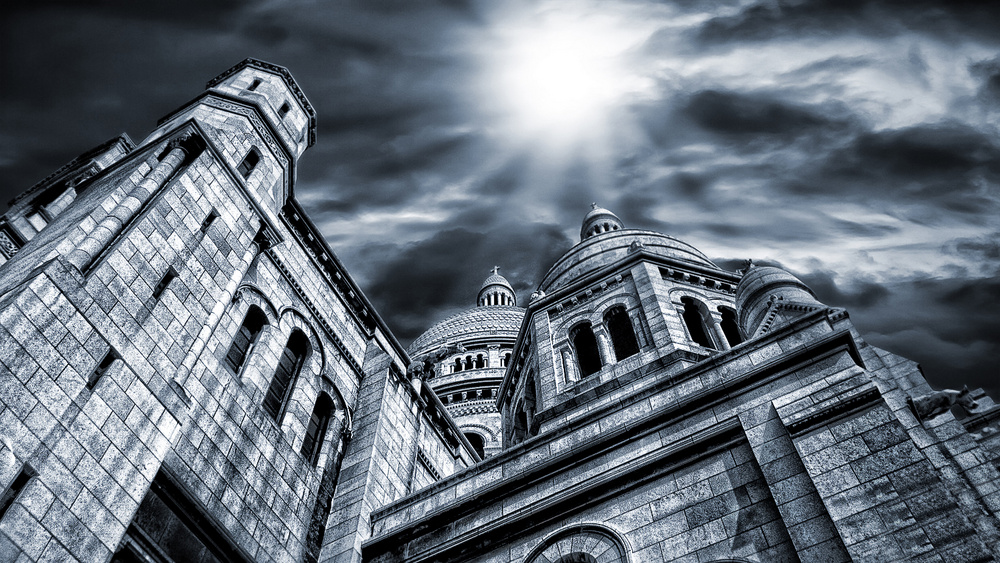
205,58,317,147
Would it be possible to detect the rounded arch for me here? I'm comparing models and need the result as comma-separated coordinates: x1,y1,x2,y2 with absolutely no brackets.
234,283,278,320
603,305,639,361
316,380,352,436
459,422,497,443
568,321,602,378
669,290,719,350
463,431,486,459
277,306,326,375
524,524,630,563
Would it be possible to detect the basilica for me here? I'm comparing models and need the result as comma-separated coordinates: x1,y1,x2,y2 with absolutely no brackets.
0,59,999,563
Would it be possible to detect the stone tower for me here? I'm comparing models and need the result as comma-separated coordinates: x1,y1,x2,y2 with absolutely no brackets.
407,268,525,458
0,59,475,563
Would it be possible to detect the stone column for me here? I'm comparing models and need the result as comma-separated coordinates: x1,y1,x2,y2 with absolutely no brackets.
68,133,195,272
174,225,270,389
561,348,575,384
595,328,614,365
710,314,731,351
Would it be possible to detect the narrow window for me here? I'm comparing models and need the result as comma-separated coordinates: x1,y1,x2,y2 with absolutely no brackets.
237,148,260,179
453,358,463,373
465,433,485,459
225,306,268,374
682,297,714,349
278,102,290,118
88,348,119,390
246,78,262,92
199,209,218,233
152,268,176,300
719,306,744,346
512,405,528,446
301,393,334,466
263,331,309,421
0,465,36,521
570,324,602,377
475,354,484,369
604,306,639,361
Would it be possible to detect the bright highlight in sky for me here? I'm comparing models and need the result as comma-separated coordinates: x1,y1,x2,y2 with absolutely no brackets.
494,15,647,132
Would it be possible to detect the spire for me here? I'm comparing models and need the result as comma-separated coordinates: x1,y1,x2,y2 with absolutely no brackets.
580,204,624,241
478,267,516,307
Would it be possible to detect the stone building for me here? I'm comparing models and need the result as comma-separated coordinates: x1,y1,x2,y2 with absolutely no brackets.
407,268,524,459
1,59,999,563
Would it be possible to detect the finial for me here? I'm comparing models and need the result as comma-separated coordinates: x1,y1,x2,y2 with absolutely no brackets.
591,202,598,210
492,265,500,276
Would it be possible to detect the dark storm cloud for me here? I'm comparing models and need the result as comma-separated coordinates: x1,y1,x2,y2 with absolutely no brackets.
970,57,1000,106
362,224,572,343
696,0,1000,45
7,1,250,29
682,90,846,139
797,270,1000,398
788,123,1000,213
2,0,999,400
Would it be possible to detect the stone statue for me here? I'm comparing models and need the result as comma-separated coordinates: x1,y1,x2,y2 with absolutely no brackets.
407,342,466,381
530,289,545,301
907,386,978,422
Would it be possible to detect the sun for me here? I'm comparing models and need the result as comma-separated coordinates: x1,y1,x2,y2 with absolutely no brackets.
491,14,648,133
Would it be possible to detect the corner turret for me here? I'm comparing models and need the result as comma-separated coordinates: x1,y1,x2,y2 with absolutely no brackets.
735,264,827,337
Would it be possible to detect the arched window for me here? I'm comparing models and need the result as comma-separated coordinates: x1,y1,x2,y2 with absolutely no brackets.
465,432,485,459
501,352,511,368
301,393,334,466
681,297,715,349
475,354,484,369
570,324,602,377
513,410,528,445
604,306,639,361
719,306,743,346
263,330,309,421
453,358,463,373
464,356,473,370
225,306,268,373
524,524,628,563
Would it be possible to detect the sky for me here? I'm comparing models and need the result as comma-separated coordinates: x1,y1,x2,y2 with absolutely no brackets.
2,0,999,397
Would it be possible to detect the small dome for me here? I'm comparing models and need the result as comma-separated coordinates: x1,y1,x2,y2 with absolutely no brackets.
735,265,824,336
478,267,516,307
581,203,624,241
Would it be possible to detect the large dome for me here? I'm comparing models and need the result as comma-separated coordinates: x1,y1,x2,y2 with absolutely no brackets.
539,229,719,292
408,306,525,357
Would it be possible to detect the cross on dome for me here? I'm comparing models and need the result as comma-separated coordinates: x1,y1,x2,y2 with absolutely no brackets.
478,267,516,307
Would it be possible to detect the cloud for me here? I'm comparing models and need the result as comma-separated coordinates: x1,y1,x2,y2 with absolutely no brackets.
785,123,1000,214
970,56,1000,106
793,269,1000,398
355,223,572,343
696,0,1000,45
681,90,847,139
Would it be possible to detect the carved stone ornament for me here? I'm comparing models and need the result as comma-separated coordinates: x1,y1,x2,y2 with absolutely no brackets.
406,342,466,380
907,385,978,422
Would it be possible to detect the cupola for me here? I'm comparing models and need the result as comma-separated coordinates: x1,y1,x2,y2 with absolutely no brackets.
735,264,825,337
580,203,624,241
477,267,517,307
